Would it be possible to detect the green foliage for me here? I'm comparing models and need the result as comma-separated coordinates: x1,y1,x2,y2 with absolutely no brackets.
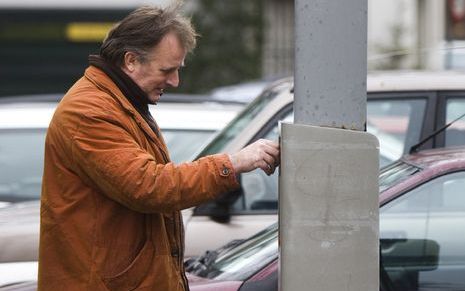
176,0,263,93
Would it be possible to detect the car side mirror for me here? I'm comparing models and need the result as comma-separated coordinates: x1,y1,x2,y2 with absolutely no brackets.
250,199,278,210
380,238,439,290
193,175,243,223
380,238,439,272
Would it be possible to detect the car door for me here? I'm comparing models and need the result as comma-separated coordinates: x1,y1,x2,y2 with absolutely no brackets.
380,171,465,290
366,92,432,167
436,92,465,148
0,128,47,205
184,109,293,256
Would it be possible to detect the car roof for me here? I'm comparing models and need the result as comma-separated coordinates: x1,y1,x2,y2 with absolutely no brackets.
0,102,56,128
263,70,465,96
210,80,271,103
0,93,247,105
402,146,465,170
152,102,242,130
0,98,242,130
367,70,465,92
380,146,465,204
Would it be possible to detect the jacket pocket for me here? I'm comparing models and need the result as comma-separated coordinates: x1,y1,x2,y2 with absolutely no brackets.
102,241,154,291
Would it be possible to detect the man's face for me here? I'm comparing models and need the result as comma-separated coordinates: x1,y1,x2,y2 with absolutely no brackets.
123,32,186,103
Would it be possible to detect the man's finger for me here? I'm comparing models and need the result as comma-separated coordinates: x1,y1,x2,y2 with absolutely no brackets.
262,158,276,176
262,143,280,159
262,152,276,170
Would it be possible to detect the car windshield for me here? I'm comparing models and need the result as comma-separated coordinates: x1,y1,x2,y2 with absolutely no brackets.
197,88,281,157
192,223,278,281
162,130,215,164
379,160,421,192
0,129,46,202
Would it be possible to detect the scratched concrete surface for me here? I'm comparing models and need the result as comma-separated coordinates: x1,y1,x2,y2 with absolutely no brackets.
279,123,379,291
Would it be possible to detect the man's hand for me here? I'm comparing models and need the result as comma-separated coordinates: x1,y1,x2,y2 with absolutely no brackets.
229,139,280,176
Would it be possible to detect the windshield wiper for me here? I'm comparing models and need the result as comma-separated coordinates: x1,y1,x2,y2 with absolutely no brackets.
184,239,244,276
409,112,465,154
184,249,218,275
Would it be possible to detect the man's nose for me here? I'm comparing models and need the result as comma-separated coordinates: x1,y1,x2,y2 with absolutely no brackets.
166,71,179,88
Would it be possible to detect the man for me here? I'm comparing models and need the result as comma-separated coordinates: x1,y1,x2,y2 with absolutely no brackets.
38,4,279,291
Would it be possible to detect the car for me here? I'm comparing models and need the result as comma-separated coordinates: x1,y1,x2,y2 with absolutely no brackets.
182,146,465,291
209,79,271,104
3,71,465,262
0,94,243,206
4,146,465,290
0,261,37,287
0,93,242,262
0,201,39,262
180,71,465,256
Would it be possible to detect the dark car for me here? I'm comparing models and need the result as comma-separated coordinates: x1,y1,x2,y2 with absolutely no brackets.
182,146,465,291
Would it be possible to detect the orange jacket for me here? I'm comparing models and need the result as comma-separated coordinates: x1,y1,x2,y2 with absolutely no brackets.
38,66,239,290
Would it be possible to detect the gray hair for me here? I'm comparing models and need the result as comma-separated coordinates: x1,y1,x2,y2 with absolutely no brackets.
100,3,197,66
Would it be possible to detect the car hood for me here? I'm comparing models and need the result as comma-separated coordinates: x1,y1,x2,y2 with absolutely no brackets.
187,273,243,291
0,275,242,291
0,261,37,287
0,201,40,262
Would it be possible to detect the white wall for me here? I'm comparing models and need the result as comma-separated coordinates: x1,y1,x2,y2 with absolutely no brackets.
367,0,418,69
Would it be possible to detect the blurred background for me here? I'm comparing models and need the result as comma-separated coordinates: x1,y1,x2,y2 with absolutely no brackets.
3,1,465,289
2,0,465,97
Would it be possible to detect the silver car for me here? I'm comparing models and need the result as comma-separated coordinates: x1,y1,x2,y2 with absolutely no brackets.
0,95,243,206
182,71,465,256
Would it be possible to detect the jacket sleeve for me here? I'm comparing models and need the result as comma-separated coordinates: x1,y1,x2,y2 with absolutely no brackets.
67,111,240,213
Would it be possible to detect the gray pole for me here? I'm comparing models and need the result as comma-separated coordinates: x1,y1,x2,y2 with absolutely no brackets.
279,0,379,290
294,0,367,129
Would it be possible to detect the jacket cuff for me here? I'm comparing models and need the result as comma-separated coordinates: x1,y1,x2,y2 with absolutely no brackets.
209,154,240,189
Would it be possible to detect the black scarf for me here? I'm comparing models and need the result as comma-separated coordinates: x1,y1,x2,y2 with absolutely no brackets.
88,55,160,137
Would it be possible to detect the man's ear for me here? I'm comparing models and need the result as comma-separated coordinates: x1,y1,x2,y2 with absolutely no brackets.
123,51,138,72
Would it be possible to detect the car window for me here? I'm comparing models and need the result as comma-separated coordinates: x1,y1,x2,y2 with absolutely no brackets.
379,161,421,193
445,98,465,147
380,171,465,290
198,89,281,157
0,128,216,203
233,104,422,214
367,99,426,167
162,129,215,164
232,103,422,213
0,129,46,202
231,111,293,213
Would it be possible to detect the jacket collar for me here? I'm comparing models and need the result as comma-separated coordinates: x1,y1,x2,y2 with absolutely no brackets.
84,66,170,161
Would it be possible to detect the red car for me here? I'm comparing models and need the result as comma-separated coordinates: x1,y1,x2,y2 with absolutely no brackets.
2,146,465,290
186,146,465,291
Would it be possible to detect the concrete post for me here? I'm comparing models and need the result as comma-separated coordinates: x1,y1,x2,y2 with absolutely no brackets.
279,0,379,290
293,0,367,129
